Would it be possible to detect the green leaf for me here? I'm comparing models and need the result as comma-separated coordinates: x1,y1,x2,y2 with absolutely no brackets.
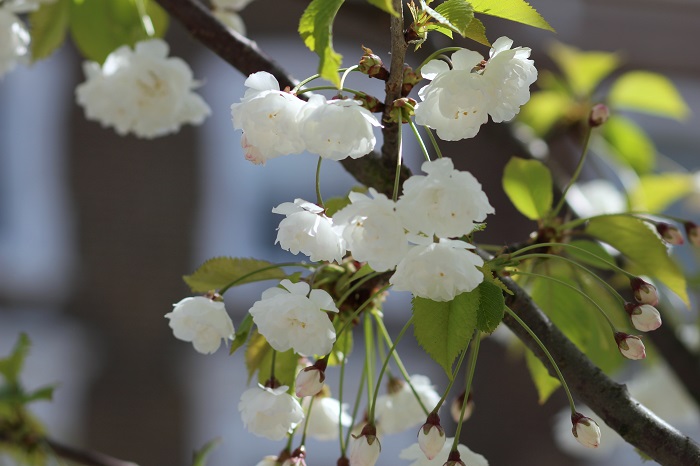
502,157,553,221
476,280,504,333
258,348,298,389
586,215,689,306
549,42,619,97
299,0,345,88
229,314,254,356
525,350,559,403
22,385,55,404
426,0,474,37
601,116,656,174
183,257,286,293
29,0,71,61
518,90,570,136
565,240,617,271
69,0,169,64
609,71,690,121
366,0,398,15
324,196,351,217
0,334,30,384
328,318,353,366
469,0,554,32
191,438,221,466
630,173,694,213
245,331,269,384
463,17,489,47
412,292,478,378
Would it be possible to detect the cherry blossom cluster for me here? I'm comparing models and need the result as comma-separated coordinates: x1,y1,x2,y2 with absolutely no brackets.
415,37,537,141
75,39,211,138
274,158,494,302
230,71,381,164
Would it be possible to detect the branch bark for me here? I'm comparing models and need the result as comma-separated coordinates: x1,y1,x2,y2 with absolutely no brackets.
157,0,700,462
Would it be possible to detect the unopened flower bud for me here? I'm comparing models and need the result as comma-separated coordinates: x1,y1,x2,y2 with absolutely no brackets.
444,450,466,466
349,424,381,466
450,391,474,423
358,47,389,80
402,66,421,96
656,222,684,245
629,277,659,306
684,221,700,246
588,103,609,127
625,302,662,332
614,332,646,360
417,413,445,460
295,360,327,397
571,412,601,448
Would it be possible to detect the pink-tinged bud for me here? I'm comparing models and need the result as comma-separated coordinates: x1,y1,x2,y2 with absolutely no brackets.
629,277,659,306
588,103,610,127
684,222,700,247
349,424,381,466
358,47,389,80
656,222,684,245
417,413,445,460
295,360,326,397
614,332,646,360
450,391,474,423
625,302,662,332
571,412,601,448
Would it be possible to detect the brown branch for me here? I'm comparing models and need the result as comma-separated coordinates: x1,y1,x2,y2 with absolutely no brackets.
502,275,700,466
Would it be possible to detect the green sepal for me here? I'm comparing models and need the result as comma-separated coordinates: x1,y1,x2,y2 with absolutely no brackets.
29,0,71,61
412,292,478,378
183,257,286,293
191,438,221,466
469,0,554,32
502,157,553,221
299,0,345,88
609,71,690,121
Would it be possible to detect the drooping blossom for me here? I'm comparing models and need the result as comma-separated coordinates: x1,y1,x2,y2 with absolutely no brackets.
0,9,30,78
399,437,489,466
571,412,601,448
301,394,352,441
165,296,234,354
374,375,441,434
238,383,304,441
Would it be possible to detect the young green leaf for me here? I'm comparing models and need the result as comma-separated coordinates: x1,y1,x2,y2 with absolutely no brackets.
463,17,490,47
549,42,619,97
258,348,298,388
469,0,554,32
609,71,690,121
600,115,656,174
565,240,617,271
525,349,559,404
245,331,269,384
328,317,353,366
412,292,479,378
229,314,254,356
502,157,553,221
426,0,474,37
630,173,694,213
586,215,689,306
29,0,71,61
191,438,221,466
299,0,345,88
70,0,169,64
0,333,30,384
183,257,286,293
517,90,570,136
476,280,504,334
366,0,398,16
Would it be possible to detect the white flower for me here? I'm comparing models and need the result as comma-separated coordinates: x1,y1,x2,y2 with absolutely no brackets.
231,71,306,163
273,199,346,263
164,296,234,354
295,364,325,398
249,279,339,356
390,239,485,302
571,413,601,448
482,36,537,123
415,49,492,141
75,39,210,138
375,375,441,434
301,396,352,441
626,303,662,332
614,332,646,360
0,9,30,78
298,95,380,160
396,158,494,238
333,189,408,271
238,384,304,441
630,277,659,306
400,438,488,466
349,428,381,466
418,419,446,460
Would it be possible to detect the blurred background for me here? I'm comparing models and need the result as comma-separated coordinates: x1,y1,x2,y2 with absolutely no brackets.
1,0,699,465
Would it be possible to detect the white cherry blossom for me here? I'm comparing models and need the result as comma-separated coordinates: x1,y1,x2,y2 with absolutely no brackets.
165,296,234,354
396,158,494,238
400,438,489,466
333,189,408,271
249,279,339,356
301,395,352,441
75,39,210,138
390,238,485,302
273,199,346,263
231,71,306,163
298,94,380,160
482,36,537,122
0,9,29,78
238,384,304,441
374,375,441,434
571,413,601,448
